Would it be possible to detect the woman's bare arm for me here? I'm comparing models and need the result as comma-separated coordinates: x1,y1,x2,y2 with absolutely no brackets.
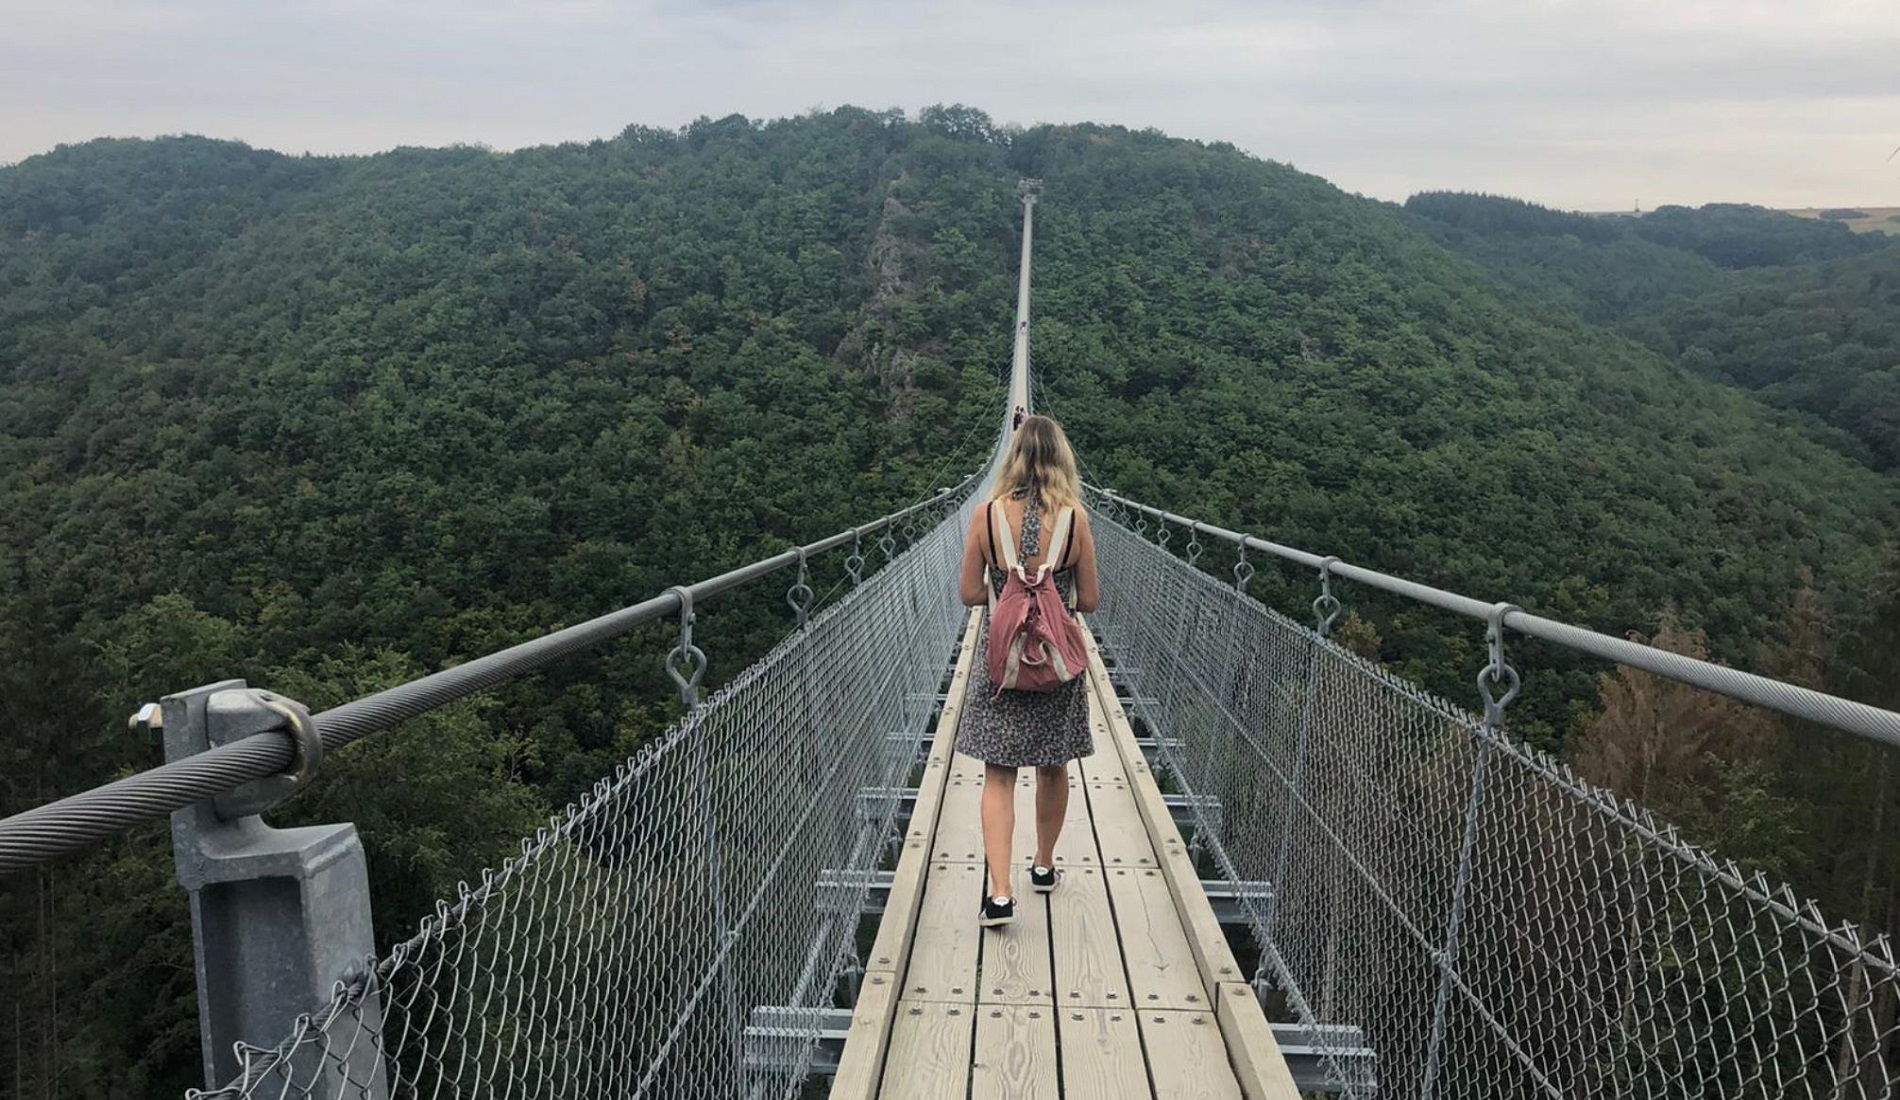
1070,508,1101,613
959,506,992,606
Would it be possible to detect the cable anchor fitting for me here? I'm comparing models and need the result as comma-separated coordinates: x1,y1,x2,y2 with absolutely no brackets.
1475,602,1522,729
664,586,708,709
786,547,815,628
844,528,866,587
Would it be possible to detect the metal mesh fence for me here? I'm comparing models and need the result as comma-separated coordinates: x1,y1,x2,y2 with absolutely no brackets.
1084,493,1900,1100
190,494,977,1100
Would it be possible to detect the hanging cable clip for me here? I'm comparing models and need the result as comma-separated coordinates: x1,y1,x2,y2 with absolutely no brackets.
1234,535,1256,593
1313,556,1343,637
1475,602,1522,729
786,547,815,627
1186,522,1205,567
844,528,866,587
664,586,707,709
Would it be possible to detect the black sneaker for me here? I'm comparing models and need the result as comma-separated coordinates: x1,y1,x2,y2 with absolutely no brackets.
979,895,1016,928
1030,865,1060,893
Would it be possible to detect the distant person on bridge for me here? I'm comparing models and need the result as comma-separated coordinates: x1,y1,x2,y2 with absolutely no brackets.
957,415,1101,927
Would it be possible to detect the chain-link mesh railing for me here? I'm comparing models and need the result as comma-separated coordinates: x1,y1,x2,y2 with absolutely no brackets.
191,493,977,1100
1085,492,1900,1100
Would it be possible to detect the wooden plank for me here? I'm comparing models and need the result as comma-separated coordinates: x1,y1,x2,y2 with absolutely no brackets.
904,860,983,1003
1214,982,1304,1100
878,999,976,1100
830,969,898,1100
935,763,1092,871
1049,863,1133,1009
1080,622,1302,1096
978,891,1052,1006
1058,1007,1153,1100
1079,696,1129,784
1140,1009,1244,1100
971,1004,1059,1099
866,610,983,973
1080,630,1247,990
1105,865,1211,1011
930,774,987,863
840,611,982,1100
951,753,988,781
1151,833,1247,985
1086,779,1159,870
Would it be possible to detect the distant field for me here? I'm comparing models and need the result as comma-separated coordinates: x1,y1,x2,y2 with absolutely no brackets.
1782,206,1900,235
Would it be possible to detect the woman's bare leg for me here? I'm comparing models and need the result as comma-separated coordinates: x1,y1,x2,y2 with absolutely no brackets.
1034,763,1069,868
982,763,1018,898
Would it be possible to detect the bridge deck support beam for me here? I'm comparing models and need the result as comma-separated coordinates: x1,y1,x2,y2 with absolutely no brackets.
163,681,387,1097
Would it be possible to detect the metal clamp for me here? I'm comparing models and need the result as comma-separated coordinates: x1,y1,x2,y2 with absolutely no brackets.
205,688,323,820
878,529,897,561
1313,556,1343,637
844,528,866,587
1186,522,1204,567
664,586,708,709
1234,536,1256,593
786,548,815,628
1475,603,1522,729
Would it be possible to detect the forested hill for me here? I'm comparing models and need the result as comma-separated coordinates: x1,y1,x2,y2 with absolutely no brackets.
1404,192,1900,471
3,109,1898,1095
1403,191,1891,324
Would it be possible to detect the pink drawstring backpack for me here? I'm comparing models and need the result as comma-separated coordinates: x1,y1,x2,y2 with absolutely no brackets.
985,501,1090,697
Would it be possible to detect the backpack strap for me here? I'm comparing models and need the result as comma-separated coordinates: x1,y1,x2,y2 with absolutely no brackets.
1044,507,1077,603
992,501,1023,574
1048,509,1079,577
1053,507,1078,570
986,502,999,570
993,501,1073,586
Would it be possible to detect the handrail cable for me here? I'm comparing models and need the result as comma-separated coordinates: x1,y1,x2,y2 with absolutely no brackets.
0,471,981,877
1090,485,1900,750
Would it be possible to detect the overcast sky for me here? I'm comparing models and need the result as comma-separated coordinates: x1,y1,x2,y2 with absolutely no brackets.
3,0,1896,210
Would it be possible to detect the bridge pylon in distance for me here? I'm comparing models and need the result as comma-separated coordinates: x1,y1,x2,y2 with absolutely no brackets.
1019,177,1042,204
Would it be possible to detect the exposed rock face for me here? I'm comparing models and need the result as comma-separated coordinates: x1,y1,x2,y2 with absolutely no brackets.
836,189,925,417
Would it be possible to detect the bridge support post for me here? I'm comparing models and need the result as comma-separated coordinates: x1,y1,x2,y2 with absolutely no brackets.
162,681,387,1097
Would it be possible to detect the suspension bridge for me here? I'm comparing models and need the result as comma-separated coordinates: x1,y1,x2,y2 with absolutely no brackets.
3,182,1900,1099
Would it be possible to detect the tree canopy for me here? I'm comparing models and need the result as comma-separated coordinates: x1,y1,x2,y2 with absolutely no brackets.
3,111,1897,1094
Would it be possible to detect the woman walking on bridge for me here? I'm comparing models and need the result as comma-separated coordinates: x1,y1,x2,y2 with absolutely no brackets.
957,415,1101,927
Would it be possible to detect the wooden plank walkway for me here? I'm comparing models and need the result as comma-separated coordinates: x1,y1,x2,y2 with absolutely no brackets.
834,611,1301,1099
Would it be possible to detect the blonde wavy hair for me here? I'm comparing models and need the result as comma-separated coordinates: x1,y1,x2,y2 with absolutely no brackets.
993,415,1082,510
